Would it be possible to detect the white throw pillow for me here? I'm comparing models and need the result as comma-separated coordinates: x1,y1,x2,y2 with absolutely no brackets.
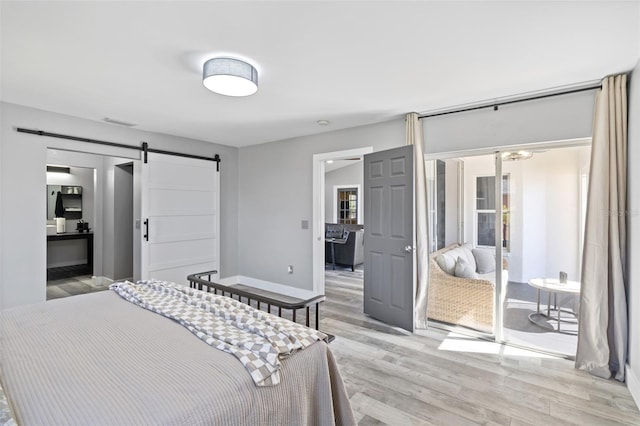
436,253,456,275
454,256,478,279
461,243,477,272
472,248,496,274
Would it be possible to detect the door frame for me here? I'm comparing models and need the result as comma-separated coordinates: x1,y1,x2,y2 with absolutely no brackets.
312,147,373,295
46,148,140,285
423,137,591,342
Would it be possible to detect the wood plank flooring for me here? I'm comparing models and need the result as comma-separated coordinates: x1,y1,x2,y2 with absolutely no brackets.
323,267,640,426
46,275,109,300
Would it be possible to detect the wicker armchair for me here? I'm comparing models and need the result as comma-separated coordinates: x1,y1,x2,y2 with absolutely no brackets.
427,244,506,333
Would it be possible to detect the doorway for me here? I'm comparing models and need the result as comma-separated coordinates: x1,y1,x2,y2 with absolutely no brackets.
312,147,373,296
425,141,591,358
45,149,138,300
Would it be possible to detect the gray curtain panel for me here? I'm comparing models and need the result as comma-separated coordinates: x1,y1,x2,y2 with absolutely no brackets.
575,74,628,381
406,112,430,329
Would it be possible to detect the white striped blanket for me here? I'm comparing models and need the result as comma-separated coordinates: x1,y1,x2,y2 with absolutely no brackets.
110,280,327,387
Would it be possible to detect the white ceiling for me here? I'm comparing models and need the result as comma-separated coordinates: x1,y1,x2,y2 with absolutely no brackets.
1,1,638,148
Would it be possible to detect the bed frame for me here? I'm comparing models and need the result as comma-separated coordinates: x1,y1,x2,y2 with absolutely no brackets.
187,270,330,337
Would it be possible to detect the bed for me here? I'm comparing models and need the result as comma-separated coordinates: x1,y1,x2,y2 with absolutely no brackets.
0,280,355,425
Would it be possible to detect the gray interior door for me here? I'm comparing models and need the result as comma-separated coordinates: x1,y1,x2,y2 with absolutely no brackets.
363,145,415,332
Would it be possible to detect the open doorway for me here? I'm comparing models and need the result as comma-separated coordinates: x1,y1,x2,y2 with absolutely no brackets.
425,142,590,358
46,149,138,300
325,158,364,273
312,147,372,296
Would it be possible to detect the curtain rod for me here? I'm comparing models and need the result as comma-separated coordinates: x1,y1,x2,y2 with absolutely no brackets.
418,83,601,119
15,127,221,170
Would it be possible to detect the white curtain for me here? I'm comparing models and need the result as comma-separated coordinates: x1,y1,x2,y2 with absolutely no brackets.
576,74,628,381
406,112,430,329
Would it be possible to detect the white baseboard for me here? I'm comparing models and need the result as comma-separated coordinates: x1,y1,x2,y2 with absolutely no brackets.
218,275,319,300
627,363,640,409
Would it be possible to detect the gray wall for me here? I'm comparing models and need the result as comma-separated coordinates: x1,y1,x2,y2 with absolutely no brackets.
113,162,134,281
102,156,137,281
324,161,364,223
627,59,640,403
0,102,239,308
423,90,595,154
102,156,122,281
237,118,405,290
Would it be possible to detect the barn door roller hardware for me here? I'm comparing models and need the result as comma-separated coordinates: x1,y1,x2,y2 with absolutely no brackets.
16,128,221,171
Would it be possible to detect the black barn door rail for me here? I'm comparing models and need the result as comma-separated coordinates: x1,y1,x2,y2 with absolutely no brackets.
16,127,221,170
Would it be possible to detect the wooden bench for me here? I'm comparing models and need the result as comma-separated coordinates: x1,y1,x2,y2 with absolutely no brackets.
187,270,334,342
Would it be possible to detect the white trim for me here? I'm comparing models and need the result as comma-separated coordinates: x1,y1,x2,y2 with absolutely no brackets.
332,184,362,224
493,153,504,342
218,275,319,300
627,363,640,410
312,147,374,295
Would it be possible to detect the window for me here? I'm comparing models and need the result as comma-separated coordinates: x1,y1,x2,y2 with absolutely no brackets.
476,174,510,250
337,188,358,224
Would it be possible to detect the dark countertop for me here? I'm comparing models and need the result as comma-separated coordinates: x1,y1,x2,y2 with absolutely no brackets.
47,231,94,241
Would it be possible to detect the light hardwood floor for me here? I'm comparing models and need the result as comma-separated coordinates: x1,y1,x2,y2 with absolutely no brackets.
46,275,110,300
323,267,640,426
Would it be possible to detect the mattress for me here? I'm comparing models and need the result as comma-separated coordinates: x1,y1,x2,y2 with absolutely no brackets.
0,290,355,425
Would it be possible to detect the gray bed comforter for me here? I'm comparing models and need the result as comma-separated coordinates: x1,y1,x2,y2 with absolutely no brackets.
0,290,355,426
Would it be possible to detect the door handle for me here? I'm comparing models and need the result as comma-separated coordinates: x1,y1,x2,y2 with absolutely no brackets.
143,218,149,241
404,245,413,253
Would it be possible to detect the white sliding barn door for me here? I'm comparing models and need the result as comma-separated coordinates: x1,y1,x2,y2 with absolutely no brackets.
141,153,219,285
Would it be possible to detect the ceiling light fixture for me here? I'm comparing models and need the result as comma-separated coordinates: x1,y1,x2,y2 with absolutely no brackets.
317,120,330,126
202,57,258,97
502,151,533,161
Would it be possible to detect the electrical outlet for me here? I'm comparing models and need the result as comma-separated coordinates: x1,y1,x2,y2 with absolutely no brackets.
287,265,293,274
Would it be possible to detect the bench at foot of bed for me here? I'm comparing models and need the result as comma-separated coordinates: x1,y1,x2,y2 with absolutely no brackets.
187,270,334,342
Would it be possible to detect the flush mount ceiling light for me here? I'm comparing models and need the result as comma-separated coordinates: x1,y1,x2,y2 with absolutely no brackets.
502,151,533,161
203,57,258,97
